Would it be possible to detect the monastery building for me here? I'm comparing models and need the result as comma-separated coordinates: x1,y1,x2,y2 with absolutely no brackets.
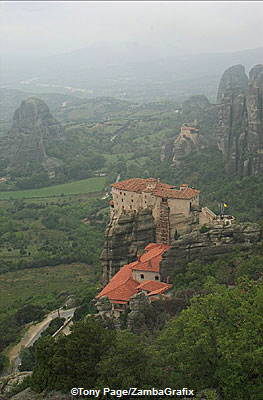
111,177,200,244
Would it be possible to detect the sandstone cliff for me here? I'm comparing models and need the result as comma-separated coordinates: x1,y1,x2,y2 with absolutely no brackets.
100,208,155,284
217,64,263,176
160,222,262,281
0,97,64,172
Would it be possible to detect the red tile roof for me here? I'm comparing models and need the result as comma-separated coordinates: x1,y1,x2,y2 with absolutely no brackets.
147,286,172,296
111,178,199,199
136,280,172,293
111,178,174,193
96,263,137,303
96,243,171,304
153,187,200,200
132,243,170,272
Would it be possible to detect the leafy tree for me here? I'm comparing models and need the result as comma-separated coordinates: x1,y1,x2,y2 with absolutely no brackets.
157,280,263,399
15,304,44,326
31,318,115,393
97,330,155,388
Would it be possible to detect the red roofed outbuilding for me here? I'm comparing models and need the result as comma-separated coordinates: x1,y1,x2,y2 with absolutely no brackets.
96,243,171,310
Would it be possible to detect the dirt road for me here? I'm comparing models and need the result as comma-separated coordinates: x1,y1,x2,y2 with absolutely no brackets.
7,308,76,372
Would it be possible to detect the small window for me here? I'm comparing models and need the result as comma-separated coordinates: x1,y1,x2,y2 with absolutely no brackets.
124,193,126,196
122,199,124,202
131,199,133,202
140,274,144,279
155,275,159,280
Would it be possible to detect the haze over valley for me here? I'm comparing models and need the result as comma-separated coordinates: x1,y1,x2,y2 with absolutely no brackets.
0,2,263,399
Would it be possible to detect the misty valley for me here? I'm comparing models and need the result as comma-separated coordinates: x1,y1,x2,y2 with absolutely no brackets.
0,5,263,399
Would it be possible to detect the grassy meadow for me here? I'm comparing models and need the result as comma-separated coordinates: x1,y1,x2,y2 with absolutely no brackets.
0,263,94,318
0,263,92,313
0,176,106,200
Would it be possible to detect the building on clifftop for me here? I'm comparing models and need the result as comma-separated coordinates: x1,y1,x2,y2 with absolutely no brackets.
100,177,235,285
110,178,201,244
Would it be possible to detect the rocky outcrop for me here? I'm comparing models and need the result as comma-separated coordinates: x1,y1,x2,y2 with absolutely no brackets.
100,208,155,283
216,64,263,176
217,65,248,103
160,223,262,281
161,124,205,164
0,97,64,172
0,372,32,398
172,127,205,165
161,95,216,163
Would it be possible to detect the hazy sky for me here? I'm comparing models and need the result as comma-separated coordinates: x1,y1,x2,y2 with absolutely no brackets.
1,1,263,57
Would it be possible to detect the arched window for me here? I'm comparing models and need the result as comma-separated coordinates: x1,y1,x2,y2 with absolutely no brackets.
140,274,144,279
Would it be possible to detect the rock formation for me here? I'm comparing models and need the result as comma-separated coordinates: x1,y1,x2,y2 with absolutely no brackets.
0,372,32,398
160,222,262,281
100,208,155,283
161,95,216,163
216,64,263,176
172,125,205,165
161,123,205,164
0,97,64,172
181,95,217,136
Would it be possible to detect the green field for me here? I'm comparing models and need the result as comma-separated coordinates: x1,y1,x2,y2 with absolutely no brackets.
0,177,106,200
0,263,95,317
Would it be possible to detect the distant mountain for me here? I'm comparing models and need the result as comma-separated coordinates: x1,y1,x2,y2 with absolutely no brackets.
1,44,262,102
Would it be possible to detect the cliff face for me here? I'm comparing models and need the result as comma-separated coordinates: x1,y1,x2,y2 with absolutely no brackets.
160,223,262,281
1,97,64,171
100,209,155,284
217,64,263,176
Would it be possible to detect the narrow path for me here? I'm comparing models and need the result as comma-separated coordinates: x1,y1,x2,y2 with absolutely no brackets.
7,308,76,372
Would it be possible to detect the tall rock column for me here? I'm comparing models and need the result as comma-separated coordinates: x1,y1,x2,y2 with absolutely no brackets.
246,65,263,175
216,64,248,175
216,64,263,176
2,97,64,171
